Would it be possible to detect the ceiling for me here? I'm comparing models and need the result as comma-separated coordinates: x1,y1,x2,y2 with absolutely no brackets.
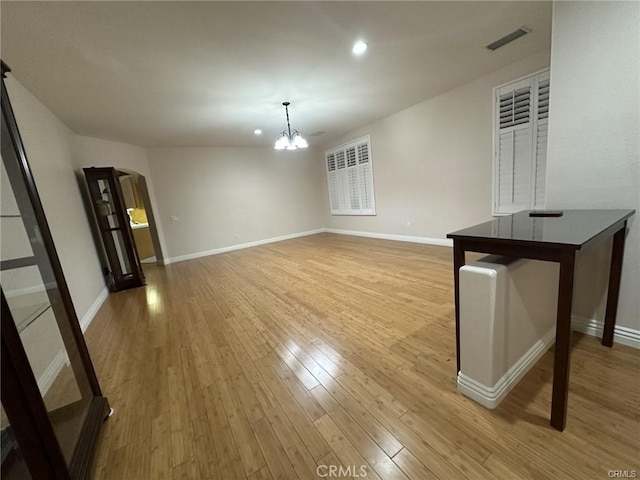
1,1,552,148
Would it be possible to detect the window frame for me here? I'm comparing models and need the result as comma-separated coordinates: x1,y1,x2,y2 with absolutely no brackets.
325,135,376,216
492,68,550,216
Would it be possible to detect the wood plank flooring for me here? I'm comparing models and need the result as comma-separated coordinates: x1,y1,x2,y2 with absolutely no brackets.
85,233,640,479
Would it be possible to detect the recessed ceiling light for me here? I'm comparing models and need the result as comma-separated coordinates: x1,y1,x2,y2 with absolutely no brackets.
254,129,262,135
352,40,368,56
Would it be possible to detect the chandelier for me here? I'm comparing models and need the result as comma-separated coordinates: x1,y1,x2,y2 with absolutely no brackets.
274,102,308,150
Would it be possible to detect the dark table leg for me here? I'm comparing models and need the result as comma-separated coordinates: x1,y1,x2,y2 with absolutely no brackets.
603,223,627,347
452,240,465,373
550,249,576,431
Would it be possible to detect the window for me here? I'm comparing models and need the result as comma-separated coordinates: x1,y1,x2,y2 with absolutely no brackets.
493,69,550,215
326,135,376,215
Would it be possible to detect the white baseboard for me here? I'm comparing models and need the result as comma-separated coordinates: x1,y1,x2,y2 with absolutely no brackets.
35,287,107,396
79,287,109,333
141,255,157,264
163,229,326,265
457,327,556,409
37,349,69,396
572,315,640,349
458,317,640,409
324,228,453,247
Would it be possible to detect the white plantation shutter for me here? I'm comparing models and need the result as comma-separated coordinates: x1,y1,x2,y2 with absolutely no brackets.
497,129,532,212
499,86,530,129
497,130,514,206
533,72,550,209
335,150,348,211
326,153,340,210
325,136,376,215
357,141,374,210
346,146,359,209
493,69,550,215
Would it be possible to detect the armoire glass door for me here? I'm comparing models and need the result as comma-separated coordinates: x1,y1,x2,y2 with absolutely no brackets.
1,60,108,479
1,158,95,462
83,167,145,292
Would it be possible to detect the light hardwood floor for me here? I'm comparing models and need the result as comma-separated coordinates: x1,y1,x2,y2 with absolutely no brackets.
85,233,640,479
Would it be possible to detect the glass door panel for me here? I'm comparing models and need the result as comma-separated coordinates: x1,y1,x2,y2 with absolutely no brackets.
111,230,133,275
0,159,92,464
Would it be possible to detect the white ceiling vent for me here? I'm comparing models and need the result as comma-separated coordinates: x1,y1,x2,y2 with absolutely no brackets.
486,26,531,51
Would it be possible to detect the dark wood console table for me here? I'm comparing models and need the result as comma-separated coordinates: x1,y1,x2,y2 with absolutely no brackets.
447,209,635,431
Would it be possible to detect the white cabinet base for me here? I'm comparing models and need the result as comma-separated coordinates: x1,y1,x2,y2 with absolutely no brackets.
457,256,558,408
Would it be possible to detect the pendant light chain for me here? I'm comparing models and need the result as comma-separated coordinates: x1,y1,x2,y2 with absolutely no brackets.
285,102,292,139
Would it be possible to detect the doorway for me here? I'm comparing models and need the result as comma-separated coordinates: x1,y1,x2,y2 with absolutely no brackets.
81,167,164,291
117,170,163,267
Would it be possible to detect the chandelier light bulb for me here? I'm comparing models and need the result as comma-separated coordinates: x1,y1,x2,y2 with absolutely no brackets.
352,40,368,56
293,133,308,148
274,134,288,150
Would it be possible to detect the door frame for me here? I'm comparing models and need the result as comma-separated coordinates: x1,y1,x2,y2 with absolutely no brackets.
116,169,165,265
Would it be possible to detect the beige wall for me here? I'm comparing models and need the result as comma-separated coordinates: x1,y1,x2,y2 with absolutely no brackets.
146,146,325,261
5,77,107,320
320,51,550,240
75,135,151,175
546,1,639,331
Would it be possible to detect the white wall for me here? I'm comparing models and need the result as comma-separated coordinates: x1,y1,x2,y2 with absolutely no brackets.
5,77,107,320
320,51,550,240
75,135,151,178
546,1,639,331
146,146,325,261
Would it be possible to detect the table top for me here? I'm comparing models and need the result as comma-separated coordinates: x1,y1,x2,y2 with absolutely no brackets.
447,210,635,248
